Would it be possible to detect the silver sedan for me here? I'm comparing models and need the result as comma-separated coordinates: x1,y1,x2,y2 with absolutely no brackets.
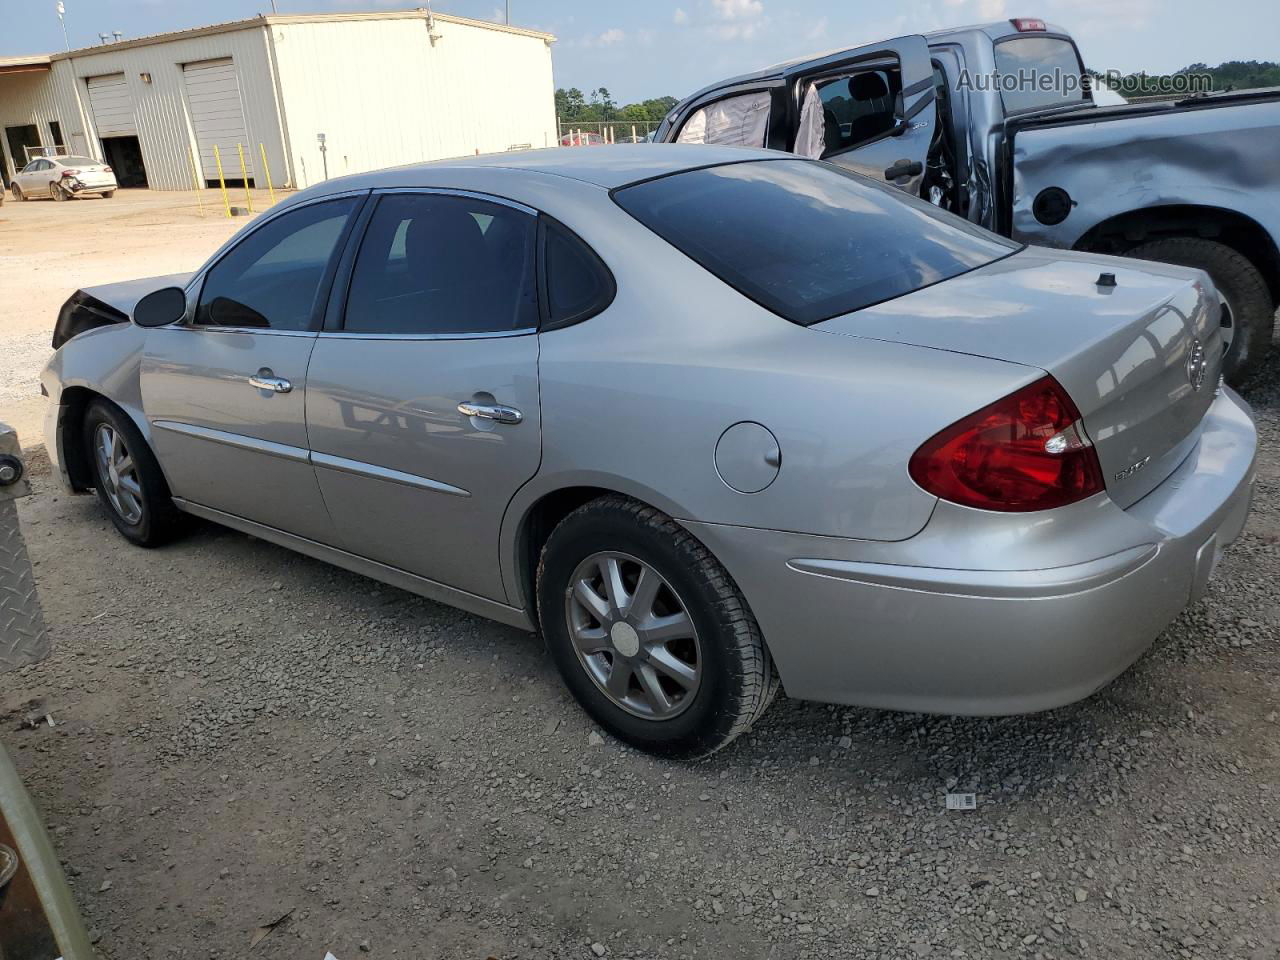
41,146,1257,757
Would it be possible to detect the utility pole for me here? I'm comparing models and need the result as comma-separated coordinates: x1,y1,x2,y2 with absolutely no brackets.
505,1,510,24
56,2,69,51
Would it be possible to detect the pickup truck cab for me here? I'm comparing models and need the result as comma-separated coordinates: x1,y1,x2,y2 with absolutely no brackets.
655,18,1280,383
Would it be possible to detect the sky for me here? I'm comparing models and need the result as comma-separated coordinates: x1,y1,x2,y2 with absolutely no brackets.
5,0,1278,104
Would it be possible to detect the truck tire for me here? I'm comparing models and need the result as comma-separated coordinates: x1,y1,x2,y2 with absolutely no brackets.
537,495,778,759
1125,238,1274,385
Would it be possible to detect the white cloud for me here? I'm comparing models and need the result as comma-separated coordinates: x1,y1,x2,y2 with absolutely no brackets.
711,0,764,20
673,7,689,24
577,27,625,47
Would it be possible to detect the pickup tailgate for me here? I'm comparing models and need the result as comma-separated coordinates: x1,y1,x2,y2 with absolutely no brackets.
814,247,1223,508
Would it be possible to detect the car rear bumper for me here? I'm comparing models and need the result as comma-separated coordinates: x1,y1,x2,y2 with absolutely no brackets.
65,176,116,193
682,387,1257,715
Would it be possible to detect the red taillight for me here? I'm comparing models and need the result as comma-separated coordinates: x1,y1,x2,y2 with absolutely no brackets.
1010,17,1048,31
103,165,112,173
909,376,1104,512
61,169,79,177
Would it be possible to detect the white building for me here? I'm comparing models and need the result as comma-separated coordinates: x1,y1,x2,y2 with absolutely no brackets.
0,10,557,192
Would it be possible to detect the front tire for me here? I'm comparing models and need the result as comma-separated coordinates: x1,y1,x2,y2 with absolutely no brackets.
537,496,778,759
1126,238,1274,385
101,190,115,199
83,399,185,547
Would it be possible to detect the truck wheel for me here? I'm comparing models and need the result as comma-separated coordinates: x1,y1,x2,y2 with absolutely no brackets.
537,495,778,759
1126,238,1274,385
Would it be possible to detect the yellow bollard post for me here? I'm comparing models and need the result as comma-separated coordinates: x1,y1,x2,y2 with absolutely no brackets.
212,144,231,218
258,142,277,206
236,143,254,214
187,145,204,217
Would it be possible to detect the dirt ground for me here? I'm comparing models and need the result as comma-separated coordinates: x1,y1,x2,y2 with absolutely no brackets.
0,187,278,449
1,190,1279,960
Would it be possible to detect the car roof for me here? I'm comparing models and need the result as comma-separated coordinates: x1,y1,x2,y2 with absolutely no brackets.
309,144,782,193
674,21,1070,109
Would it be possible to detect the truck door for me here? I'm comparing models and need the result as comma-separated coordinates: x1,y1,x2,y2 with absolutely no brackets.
786,35,937,196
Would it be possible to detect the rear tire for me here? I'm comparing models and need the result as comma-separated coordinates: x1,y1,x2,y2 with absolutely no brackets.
537,495,778,759
83,399,186,547
12,183,25,201
1125,238,1274,385
49,182,65,202
101,190,115,199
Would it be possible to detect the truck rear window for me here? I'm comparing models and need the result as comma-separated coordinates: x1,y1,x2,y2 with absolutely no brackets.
613,159,1019,326
993,36,1088,114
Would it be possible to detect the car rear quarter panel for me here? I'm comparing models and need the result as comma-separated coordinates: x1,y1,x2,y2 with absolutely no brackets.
497,181,1040,606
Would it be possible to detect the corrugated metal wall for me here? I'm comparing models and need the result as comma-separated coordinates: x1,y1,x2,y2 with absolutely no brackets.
271,16,557,188
9,28,289,191
58,27,287,191
0,69,66,181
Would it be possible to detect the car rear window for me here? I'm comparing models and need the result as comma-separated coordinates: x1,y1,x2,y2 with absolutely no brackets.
60,156,97,165
993,36,1088,114
613,159,1019,325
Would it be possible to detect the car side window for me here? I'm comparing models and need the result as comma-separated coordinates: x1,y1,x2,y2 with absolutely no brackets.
815,65,902,156
676,90,771,147
343,193,538,336
543,220,615,329
195,197,358,331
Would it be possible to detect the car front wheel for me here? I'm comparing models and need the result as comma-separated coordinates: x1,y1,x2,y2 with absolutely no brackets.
83,399,185,547
537,495,778,758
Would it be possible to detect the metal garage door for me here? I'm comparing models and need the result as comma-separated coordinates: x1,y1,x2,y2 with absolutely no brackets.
86,74,136,138
184,58,250,181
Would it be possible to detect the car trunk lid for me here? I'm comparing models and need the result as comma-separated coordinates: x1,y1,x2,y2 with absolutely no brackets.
813,248,1223,508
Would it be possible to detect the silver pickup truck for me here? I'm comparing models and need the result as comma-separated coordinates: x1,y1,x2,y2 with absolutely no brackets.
655,18,1280,384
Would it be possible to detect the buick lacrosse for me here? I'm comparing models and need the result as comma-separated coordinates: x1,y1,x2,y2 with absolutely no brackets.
42,146,1256,757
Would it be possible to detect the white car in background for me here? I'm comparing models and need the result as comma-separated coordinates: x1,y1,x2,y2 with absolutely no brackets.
9,155,117,202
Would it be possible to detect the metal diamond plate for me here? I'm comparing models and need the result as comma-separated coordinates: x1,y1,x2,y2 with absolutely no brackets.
0,499,49,675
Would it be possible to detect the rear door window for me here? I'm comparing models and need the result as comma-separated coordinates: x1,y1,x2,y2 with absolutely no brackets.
614,158,1019,325
676,90,771,147
343,193,538,336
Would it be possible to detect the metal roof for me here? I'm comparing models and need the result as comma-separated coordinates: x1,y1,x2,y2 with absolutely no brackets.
43,9,554,61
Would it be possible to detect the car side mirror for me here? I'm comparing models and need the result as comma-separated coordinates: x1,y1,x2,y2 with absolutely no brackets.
133,286,187,327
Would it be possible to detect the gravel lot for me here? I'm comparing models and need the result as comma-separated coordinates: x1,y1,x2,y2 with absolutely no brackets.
1,192,1278,960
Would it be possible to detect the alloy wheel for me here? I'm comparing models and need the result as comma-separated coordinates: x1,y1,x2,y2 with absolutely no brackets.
1218,291,1236,354
94,423,144,525
565,551,702,720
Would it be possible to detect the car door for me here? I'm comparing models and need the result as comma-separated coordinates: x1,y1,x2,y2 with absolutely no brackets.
18,159,47,193
786,35,937,195
140,192,364,543
305,189,542,602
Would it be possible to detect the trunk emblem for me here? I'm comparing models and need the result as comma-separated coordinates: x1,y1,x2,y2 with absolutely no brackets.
1186,338,1208,391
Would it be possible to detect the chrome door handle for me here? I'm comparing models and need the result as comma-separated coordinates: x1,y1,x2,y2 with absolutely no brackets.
248,370,292,394
457,401,523,424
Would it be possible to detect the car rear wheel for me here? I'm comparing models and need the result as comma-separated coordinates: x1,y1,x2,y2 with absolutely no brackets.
101,190,115,199
1126,238,1274,386
49,182,65,202
83,399,185,547
537,495,779,758
12,183,25,201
